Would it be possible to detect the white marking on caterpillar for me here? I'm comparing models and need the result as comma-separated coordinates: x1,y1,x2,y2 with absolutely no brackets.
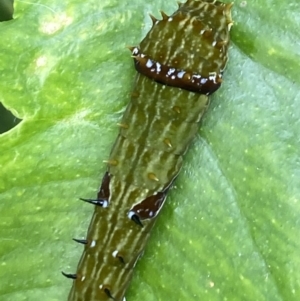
209,72,217,83
156,62,162,73
146,59,154,68
167,68,176,75
127,211,135,219
177,70,185,78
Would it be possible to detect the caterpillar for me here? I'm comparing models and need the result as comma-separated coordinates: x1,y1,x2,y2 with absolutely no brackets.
63,1,233,300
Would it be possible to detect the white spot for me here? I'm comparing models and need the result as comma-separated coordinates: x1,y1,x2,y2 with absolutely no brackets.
171,75,175,80
209,281,215,287
200,29,205,35
40,13,73,35
156,62,161,73
132,47,139,55
149,211,154,217
81,276,86,281
177,70,185,78
146,59,154,68
150,68,155,72
99,284,103,289
209,75,216,82
141,53,145,58
240,1,247,8
167,68,176,75
112,250,118,257
209,72,217,83
193,74,201,79
201,78,207,84
36,56,47,67
168,17,173,22
90,240,96,248
102,200,108,208
128,211,135,219
212,41,217,47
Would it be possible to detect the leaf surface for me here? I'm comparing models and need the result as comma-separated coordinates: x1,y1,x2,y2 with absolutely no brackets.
0,1,299,300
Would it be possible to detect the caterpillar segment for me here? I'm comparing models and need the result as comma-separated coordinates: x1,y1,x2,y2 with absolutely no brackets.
65,1,232,300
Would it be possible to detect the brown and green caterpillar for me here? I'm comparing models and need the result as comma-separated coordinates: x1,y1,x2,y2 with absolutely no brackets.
63,1,233,300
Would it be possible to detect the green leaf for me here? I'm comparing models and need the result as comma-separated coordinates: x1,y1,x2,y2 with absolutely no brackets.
0,1,299,300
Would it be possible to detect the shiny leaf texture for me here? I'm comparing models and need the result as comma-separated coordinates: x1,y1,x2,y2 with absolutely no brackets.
0,1,299,300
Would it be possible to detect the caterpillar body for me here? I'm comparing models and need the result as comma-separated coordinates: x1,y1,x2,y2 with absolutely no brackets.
64,1,233,300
